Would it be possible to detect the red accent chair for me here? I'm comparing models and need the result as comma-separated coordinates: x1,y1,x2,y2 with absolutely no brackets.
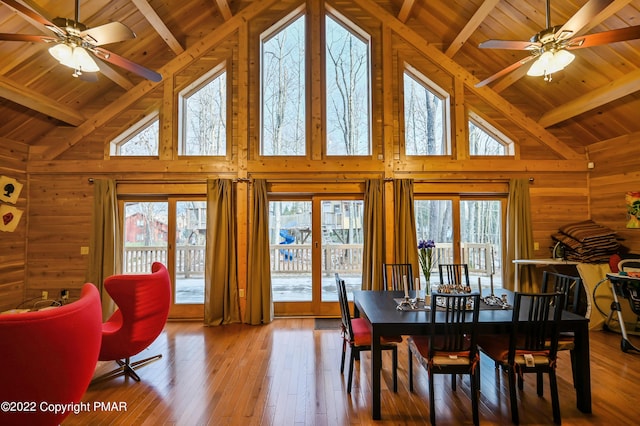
92,262,171,383
0,284,102,426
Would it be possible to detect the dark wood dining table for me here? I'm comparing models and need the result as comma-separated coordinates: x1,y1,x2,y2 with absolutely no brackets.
353,290,591,420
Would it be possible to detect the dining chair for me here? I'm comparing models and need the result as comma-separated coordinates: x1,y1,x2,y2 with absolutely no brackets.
335,274,401,393
478,292,565,425
438,263,470,289
408,292,481,426
540,271,584,387
382,263,414,291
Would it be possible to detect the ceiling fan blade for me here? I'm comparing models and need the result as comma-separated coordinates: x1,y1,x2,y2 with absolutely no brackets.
475,55,536,88
78,72,99,83
1,0,57,28
555,0,614,41
0,33,56,43
81,22,136,46
479,39,540,51
566,25,640,49
93,47,162,82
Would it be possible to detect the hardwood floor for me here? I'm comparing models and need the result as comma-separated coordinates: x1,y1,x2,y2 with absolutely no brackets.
64,319,640,425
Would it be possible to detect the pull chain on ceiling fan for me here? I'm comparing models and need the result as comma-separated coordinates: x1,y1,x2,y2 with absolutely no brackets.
0,0,162,82
475,0,640,87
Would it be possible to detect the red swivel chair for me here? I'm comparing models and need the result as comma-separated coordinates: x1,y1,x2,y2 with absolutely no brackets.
0,284,102,426
92,262,171,383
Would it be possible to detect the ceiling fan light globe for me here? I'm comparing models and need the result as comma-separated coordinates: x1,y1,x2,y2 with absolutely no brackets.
548,50,575,73
48,43,73,64
71,46,100,72
526,51,553,76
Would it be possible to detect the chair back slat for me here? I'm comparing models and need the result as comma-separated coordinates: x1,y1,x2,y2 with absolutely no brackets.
541,271,582,314
510,292,565,362
430,292,480,355
335,273,353,340
438,264,471,288
383,263,414,291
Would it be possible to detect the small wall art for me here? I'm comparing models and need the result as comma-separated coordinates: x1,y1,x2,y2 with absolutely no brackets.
626,191,640,229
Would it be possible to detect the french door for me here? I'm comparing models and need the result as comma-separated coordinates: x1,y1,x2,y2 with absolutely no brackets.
414,196,505,291
270,195,363,316
121,197,206,319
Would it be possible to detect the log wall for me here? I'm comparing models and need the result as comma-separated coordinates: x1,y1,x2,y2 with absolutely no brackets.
8,0,595,316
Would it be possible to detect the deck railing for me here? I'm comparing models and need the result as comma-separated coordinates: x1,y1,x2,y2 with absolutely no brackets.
124,242,498,277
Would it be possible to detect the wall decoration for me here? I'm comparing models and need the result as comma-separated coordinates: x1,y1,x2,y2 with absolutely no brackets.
0,175,23,204
0,204,23,233
626,191,640,229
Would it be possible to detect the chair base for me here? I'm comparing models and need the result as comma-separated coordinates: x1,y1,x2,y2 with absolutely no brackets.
91,354,162,385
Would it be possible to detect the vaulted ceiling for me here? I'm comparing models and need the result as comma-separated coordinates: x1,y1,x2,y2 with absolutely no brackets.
1,0,639,157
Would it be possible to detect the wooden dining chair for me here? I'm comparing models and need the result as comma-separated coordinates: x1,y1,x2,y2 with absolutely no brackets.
335,274,401,393
408,292,481,426
382,263,414,291
540,271,584,388
438,263,470,289
478,292,565,425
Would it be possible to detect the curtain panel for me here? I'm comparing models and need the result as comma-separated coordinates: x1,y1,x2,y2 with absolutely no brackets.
505,178,535,292
85,179,121,320
204,179,241,326
362,179,384,290
245,179,273,324
393,179,419,282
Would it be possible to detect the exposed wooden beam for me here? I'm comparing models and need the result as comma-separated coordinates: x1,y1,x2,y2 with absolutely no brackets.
351,0,583,161
538,68,640,128
36,0,282,160
0,75,85,126
445,0,500,58
397,0,415,23
131,0,184,55
214,0,233,21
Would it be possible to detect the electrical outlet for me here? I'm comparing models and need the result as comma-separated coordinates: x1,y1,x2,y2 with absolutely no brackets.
80,246,89,255
42,291,48,300
239,288,245,298
534,242,539,250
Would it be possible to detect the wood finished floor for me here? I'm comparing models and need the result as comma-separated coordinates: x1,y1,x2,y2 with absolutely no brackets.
63,318,640,425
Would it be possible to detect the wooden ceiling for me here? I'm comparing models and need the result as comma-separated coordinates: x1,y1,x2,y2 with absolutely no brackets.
1,0,639,157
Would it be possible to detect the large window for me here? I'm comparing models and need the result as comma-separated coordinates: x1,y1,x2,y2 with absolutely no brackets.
261,14,306,156
325,14,371,156
110,114,159,156
404,66,449,155
180,67,227,156
469,111,514,156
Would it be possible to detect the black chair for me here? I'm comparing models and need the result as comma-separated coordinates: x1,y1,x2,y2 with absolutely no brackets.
382,263,414,291
478,292,565,424
541,271,584,387
335,274,401,393
438,263,471,289
408,292,481,426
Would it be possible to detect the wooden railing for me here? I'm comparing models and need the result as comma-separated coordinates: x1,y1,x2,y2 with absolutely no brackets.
124,242,498,276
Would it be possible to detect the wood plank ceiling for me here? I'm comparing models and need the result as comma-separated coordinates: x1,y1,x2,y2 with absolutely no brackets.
1,0,639,157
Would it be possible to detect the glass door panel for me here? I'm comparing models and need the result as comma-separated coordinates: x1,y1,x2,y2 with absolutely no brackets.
270,201,312,302
123,201,169,274
175,201,206,304
460,200,503,291
320,200,364,301
414,199,454,285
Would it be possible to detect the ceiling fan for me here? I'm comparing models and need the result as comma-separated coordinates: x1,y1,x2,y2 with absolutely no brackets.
0,0,162,82
475,0,640,88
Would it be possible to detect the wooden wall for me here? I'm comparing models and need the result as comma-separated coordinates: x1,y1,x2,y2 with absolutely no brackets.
0,138,28,312
588,132,640,254
11,0,594,314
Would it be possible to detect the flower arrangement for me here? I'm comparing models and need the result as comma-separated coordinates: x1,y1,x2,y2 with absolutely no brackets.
418,239,437,286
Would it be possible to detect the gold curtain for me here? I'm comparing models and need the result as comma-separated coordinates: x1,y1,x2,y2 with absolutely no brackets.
204,179,241,326
362,178,384,290
505,178,535,292
245,179,273,324
85,179,121,320
393,179,419,282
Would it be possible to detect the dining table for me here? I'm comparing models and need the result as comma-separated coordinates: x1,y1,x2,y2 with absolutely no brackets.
353,289,591,420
